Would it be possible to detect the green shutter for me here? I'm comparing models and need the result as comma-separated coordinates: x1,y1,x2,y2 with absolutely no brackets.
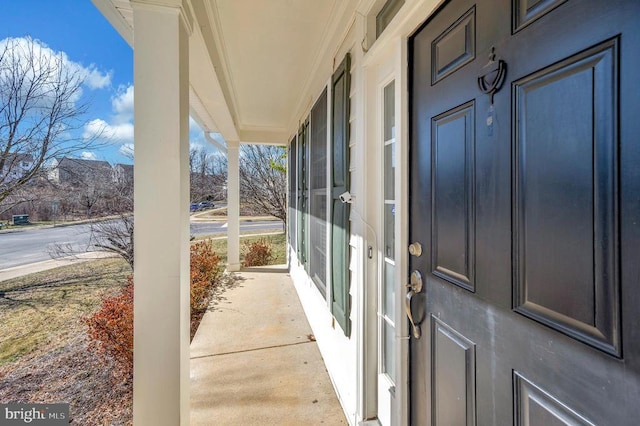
330,54,351,336
297,119,309,268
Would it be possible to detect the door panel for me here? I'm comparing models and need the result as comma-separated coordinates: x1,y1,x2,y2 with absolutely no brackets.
431,6,476,84
512,0,567,32
409,0,640,424
431,317,476,425
513,38,620,356
431,102,475,291
514,372,594,426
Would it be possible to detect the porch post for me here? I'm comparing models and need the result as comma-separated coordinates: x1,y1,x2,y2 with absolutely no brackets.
131,2,192,425
227,140,241,271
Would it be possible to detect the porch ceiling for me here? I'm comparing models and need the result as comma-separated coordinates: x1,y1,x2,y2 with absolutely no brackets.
92,0,348,145
200,0,340,144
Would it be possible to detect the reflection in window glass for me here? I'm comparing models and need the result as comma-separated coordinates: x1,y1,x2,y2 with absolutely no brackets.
376,0,405,39
384,144,395,200
384,83,395,141
383,321,396,382
381,80,396,383
384,204,395,260
384,262,395,319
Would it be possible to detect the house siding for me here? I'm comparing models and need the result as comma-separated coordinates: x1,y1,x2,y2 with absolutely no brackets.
288,25,361,424
286,4,417,421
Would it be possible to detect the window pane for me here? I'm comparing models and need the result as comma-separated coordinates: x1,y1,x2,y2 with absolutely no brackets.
384,81,395,200
288,138,297,249
384,260,395,319
383,320,396,382
376,0,405,38
384,143,395,200
384,203,395,260
310,89,328,295
384,82,395,141
310,190,327,290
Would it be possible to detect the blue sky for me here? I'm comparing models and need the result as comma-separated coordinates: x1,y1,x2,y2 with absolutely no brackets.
0,1,210,165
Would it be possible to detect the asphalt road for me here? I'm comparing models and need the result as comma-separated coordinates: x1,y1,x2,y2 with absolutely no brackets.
0,223,96,270
0,219,283,270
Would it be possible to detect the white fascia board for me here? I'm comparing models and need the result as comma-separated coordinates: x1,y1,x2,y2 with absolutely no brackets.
204,132,227,154
91,0,134,47
93,0,240,143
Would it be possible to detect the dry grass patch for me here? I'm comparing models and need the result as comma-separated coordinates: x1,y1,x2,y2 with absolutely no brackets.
0,258,132,424
0,258,130,366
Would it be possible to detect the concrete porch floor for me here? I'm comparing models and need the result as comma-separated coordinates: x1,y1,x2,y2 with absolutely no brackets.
190,265,348,425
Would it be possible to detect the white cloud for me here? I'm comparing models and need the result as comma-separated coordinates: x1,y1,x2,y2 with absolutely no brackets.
0,36,112,101
83,84,135,145
85,66,112,89
84,118,134,143
85,85,211,160
81,151,98,161
112,85,134,123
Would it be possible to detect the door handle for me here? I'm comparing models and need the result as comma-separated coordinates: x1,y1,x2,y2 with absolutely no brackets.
406,270,423,339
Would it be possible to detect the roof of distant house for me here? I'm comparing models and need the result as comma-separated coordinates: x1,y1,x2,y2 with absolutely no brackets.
1,153,34,165
57,157,112,170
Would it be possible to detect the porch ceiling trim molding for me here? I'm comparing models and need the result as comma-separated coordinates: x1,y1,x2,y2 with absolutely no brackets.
91,0,240,143
93,0,374,146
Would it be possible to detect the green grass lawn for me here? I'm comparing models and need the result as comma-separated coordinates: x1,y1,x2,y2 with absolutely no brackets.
205,232,286,265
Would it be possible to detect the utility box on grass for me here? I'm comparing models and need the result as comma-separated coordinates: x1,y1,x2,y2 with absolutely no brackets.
12,214,29,225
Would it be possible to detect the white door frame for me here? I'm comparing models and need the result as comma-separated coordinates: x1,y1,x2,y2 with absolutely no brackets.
362,37,409,426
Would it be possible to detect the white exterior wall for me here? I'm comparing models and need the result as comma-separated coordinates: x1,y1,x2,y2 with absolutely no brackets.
289,1,445,425
288,20,363,426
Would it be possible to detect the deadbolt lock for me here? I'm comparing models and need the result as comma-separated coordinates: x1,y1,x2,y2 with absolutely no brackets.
408,242,423,257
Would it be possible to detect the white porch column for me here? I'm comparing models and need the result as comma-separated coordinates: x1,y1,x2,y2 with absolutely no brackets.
227,141,241,271
131,2,191,425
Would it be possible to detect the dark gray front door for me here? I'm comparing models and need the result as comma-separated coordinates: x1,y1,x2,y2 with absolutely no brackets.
409,0,640,424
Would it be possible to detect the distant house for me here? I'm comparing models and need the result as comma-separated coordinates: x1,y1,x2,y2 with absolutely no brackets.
0,153,34,183
49,157,113,186
113,163,134,185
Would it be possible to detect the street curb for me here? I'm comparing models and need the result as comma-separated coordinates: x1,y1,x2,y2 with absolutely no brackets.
0,252,118,282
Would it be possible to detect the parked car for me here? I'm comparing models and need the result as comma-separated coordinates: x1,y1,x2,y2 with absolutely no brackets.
198,201,215,210
190,203,199,212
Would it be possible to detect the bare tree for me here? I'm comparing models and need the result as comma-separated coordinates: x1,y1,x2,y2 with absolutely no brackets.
190,146,227,203
90,216,134,269
207,151,227,201
49,215,134,269
190,146,209,203
239,144,286,224
0,37,103,211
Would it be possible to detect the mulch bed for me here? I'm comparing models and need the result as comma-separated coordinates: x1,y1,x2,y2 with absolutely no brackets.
0,335,132,425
